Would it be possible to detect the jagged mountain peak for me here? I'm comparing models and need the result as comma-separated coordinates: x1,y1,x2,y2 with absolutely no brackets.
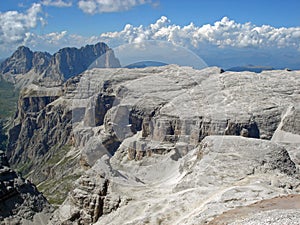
0,45,53,79
0,46,34,75
14,45,32,55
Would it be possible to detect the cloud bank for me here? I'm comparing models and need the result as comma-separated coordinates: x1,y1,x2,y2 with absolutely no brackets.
98,16,300,68
78,0,152,14
100,16,300,51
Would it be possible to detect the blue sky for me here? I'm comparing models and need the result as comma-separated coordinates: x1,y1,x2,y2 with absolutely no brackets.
1,0,300,69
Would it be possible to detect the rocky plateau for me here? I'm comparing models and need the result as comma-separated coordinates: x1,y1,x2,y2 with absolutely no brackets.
1,61,300,224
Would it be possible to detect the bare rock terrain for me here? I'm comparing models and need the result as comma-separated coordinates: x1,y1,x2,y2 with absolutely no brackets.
4,65,300,224
209,194,300,225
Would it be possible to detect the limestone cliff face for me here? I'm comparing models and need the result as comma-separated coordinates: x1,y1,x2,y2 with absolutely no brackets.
6,85,76,205
5,65,300,224
8,86,63,162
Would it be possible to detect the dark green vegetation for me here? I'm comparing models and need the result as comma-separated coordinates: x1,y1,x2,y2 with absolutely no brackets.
0,80,19,119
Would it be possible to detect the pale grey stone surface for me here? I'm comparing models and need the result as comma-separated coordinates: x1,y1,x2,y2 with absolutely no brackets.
5,65,300,224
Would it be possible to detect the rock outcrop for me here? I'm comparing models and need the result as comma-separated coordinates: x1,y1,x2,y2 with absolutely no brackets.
49,156,126,224
0,151,52,224
272,105,300,144
5,65,300,224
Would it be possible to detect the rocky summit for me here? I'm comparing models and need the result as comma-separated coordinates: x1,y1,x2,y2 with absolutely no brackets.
3,65,300,224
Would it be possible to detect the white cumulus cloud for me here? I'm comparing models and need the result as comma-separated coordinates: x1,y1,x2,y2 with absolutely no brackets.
100,16,300,51
24,31,101,54
42,0,72,7
78,0,152,14
0,3,44,51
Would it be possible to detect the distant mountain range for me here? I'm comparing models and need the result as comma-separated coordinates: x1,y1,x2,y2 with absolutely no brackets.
226,65,275,73
0,43,120,87
125,61,168,68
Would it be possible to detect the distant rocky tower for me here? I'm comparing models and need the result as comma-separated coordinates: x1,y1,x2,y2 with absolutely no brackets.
0,42,121,87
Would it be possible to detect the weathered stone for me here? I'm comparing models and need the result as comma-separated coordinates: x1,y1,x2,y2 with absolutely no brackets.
272,105,300,144
49,156,122,224
97,136,299,225
0,151,52,224
4,65,300,224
